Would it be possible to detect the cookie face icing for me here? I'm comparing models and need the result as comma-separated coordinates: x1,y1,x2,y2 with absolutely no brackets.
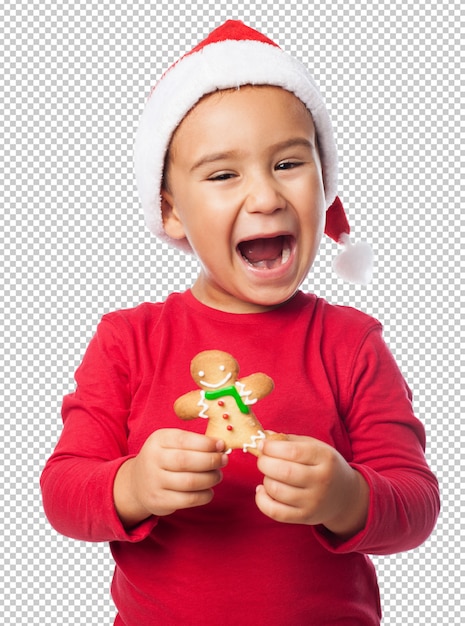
174,350,282,456
192,351,239,389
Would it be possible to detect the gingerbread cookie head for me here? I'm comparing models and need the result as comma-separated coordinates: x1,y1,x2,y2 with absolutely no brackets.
174,350,284,456
191,351,240,390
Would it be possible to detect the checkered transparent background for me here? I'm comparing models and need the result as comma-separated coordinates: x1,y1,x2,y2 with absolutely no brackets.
1,0,463,623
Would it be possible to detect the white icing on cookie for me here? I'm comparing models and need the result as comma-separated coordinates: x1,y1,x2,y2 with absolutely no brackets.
197,391,209,418
199,372,232,389
242,430,266,452
235,381,258,406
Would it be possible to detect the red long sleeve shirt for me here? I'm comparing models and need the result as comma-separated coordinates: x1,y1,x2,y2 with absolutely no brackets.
41,290,439,625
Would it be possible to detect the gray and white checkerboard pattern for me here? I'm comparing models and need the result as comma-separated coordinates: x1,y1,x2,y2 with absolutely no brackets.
1,0,463,623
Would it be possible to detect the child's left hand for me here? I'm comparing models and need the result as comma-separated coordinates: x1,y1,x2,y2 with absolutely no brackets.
255,435,369,539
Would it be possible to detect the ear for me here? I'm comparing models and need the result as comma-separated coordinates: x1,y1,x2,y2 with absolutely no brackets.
161,188,187,240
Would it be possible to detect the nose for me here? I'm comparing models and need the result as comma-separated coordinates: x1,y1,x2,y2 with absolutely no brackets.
243,172,285,214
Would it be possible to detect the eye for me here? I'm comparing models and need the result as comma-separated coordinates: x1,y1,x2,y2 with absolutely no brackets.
198,370,205,377
219,365,225,371
275,160,303,171
207,171,236,182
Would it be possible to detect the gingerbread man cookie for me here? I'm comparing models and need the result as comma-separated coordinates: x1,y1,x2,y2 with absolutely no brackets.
174,350,285,456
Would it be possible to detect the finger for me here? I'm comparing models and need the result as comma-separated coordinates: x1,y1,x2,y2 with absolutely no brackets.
257,453,311,488
158,446,228,473
161,468,224,493
157,428,224,453
154,486,216,515
261,475,306,506
255,484,307,525
150,429,227,472
173,487,217,510
260,435,326,465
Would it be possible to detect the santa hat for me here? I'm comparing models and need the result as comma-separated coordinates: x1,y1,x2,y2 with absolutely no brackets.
134,20,373,284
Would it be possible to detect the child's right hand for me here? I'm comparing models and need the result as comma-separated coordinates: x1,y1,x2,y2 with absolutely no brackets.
114,428,228,528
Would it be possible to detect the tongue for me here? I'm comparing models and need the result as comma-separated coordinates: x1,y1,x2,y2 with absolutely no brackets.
239,236,284,263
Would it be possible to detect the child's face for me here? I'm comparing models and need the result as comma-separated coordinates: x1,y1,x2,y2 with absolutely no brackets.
162,86,326,313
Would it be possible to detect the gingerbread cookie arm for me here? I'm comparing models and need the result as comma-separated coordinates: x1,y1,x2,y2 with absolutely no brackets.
173,390,204,420
236,373,274,403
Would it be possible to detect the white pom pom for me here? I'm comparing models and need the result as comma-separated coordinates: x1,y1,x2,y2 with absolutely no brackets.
332,233,374,285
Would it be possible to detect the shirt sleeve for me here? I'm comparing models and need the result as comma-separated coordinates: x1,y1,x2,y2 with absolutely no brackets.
313,324,440,555
40,314,158,543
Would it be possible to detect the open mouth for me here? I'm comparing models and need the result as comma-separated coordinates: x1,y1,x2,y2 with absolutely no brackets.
237,235,294,270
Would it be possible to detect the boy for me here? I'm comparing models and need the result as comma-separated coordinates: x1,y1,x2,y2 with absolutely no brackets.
41,21,439,625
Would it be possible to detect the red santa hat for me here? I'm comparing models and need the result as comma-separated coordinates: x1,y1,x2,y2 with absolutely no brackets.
134,20,373,284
